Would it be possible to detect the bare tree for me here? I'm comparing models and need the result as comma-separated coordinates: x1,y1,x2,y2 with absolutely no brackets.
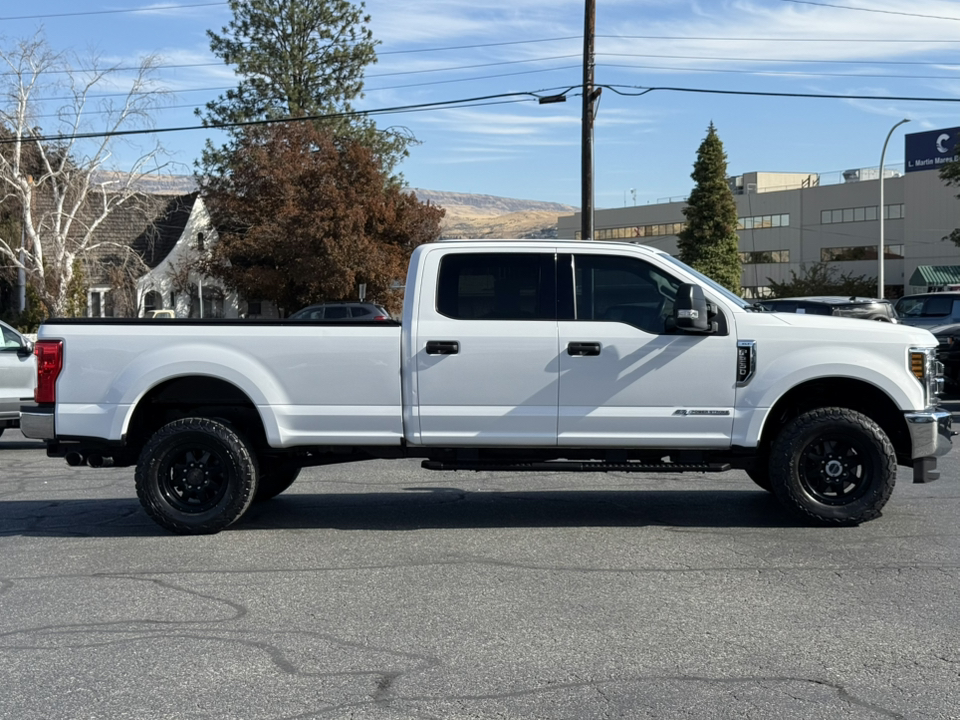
0,32,171,316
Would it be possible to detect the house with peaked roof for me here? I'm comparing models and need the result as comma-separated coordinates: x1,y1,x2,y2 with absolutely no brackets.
4,184,278,319
81,192,202,317
134,195,242,318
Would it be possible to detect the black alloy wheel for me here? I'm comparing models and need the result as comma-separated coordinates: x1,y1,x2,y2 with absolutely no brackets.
795,431,874,505
769,407,897,525
136,418,259,534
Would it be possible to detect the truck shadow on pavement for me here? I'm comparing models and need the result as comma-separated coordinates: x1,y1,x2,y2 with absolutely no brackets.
1,489,811,538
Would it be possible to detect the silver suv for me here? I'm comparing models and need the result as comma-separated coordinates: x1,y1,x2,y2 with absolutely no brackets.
894,292,960,329
0,320,36,436
758,296,899,322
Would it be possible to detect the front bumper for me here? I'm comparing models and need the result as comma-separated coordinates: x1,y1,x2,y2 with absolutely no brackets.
19,404,55,440
905,408,954,483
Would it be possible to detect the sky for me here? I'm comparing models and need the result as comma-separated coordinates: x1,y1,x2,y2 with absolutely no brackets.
5,0,960,209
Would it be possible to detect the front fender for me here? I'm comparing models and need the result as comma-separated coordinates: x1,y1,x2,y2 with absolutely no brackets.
732,346,923,449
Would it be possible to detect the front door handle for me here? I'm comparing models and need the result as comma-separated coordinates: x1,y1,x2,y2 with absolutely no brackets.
567,341,601,356
426,340,460,355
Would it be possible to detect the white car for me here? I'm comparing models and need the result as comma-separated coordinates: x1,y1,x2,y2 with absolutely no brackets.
0,320,36,436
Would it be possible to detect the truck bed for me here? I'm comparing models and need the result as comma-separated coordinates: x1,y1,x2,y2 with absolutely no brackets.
38,318,404,448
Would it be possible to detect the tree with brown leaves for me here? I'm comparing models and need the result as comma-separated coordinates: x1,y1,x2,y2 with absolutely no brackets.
201,121,443,316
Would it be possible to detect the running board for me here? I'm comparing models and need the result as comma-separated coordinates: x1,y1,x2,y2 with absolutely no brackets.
421,460,731,473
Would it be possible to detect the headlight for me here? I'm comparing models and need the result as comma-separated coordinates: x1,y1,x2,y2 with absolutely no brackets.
910,347,944,406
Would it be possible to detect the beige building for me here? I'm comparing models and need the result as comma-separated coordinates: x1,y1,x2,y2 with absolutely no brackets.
558,127,960,298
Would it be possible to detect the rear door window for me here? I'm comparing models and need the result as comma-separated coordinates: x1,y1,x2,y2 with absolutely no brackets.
436,253,555,320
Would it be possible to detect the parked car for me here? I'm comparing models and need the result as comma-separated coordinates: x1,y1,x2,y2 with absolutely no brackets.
288,302,392,321
931,322,960,388
145,309,176,318
0,320,36,437
894,292,960,329
757,296,899,322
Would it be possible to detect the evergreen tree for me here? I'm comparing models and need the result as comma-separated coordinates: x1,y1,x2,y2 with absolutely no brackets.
196,0,411,178
676,122,742,293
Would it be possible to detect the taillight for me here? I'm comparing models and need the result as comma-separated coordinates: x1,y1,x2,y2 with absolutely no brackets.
34,340,63,404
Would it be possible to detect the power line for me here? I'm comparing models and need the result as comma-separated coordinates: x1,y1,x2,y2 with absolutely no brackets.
598,34,960,43
598,62,960,82
367,54,581,79
11,82,960,147
379,37,580,55
0,90,550,145
604,84,960,102
779,0,960,21
24,70,583,122
5,42,959,81
23,64,581,108
1,54,582,79
0,2,227,21
598,52,960,67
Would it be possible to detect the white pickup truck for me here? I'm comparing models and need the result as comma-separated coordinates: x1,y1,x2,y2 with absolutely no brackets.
21,239,954,534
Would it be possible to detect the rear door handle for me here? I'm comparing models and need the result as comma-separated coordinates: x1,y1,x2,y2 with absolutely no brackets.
567,341,601,356
426,340,460,355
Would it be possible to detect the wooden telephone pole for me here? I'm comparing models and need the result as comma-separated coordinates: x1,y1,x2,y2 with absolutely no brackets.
581,0,597,241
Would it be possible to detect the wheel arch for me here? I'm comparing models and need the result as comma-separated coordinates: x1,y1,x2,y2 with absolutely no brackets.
124,375,271,456
757,378,911,464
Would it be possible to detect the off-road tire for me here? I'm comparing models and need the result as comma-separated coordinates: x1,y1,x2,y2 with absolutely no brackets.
745,464,772,492
254,463,301,502
769,407,896,525
135,418,259,535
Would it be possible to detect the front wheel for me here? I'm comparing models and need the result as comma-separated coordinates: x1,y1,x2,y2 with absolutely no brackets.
135,418,259,535
769,408,896,525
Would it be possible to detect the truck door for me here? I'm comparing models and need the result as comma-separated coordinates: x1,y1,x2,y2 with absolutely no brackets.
557,252,737,448
413,250,559,446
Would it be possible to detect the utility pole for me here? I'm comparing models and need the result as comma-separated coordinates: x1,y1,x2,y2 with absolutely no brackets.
581,0,597,241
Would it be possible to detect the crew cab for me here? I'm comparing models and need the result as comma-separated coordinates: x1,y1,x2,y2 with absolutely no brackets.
21,240,954,534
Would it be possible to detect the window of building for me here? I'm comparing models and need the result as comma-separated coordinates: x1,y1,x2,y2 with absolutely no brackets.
88,287,109,318
142,290,162,314
436,253,554,320
821,204,902,225
595,222,687,241
820,244,904,262
201,287,225,318
741,286,773,299
738,213,789,230
739,250,790,264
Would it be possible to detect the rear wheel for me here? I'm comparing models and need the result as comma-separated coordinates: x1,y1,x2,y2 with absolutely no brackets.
254,462,301,502
769,407,896,525
135,418,259,534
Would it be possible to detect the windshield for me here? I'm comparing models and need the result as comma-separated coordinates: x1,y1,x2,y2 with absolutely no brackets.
660,254,751,309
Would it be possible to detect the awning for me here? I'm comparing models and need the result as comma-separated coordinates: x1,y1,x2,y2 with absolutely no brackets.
909,265,960,286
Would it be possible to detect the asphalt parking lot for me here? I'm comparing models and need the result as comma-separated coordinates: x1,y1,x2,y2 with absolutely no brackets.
1,427,959,720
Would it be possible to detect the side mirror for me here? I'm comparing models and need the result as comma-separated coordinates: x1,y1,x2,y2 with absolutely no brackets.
17,339,34,358
674,283,712,333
